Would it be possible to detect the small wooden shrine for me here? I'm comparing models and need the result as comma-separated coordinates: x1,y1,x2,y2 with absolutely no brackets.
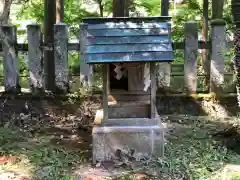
80,16,174,163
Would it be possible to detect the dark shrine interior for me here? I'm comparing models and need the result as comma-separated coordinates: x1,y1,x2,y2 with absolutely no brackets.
109,63,128,91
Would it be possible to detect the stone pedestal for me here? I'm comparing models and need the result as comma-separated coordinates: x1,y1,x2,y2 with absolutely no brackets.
92,118,164,164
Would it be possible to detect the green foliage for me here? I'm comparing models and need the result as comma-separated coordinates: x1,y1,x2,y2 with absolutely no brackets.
0,127,87,179
135,0,161,16
16,0,232,41
15,0,234,50
11,0,235,82
16,0,103,75
17,0,44,23
17,0,100,24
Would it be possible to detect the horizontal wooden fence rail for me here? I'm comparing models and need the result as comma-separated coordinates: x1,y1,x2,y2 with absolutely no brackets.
0,41,233,52
0,21,236,95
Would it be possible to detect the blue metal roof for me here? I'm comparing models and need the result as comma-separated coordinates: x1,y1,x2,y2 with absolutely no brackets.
80,17,174,64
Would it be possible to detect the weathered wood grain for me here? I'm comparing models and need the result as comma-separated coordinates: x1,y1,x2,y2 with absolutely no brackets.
150,62,156,118
54,23,69,92
127,63,145,91
87,28,169,37
83,20,173,65
1,25,20,92
86,22,169,29
87,43,172,53
103,64,109,121
184,21,198,93
83,16,172,24
87,36,170,45
86,51,173,63
27,24,44,94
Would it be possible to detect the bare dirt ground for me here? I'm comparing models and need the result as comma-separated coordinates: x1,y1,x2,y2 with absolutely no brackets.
0,95,239,179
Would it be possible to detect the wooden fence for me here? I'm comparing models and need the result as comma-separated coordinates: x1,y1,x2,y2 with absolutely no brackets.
0,20,236,94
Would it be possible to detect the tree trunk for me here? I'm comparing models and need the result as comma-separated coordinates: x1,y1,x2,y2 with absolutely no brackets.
125,0,130,17
161,0,169,16
95,0,103,17
0,0,12,54
201,0,209,91
56,0,64,23
212,0,224,19
0,0,11,25
231,0,240,107
44,0,56,92
112,0,129,17
0,0,12,46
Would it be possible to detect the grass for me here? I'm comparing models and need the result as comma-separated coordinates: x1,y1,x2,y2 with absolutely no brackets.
0,116,240,179
0,127,89,180
164,128,235,179
0,97,239,179
158,116,240,180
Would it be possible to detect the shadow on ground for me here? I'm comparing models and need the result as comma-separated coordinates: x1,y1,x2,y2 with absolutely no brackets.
0,96,101,179
0,94,239,179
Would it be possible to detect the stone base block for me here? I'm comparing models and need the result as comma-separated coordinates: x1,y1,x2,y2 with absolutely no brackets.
92,118,164,164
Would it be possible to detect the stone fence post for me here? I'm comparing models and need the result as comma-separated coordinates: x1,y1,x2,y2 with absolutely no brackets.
27,24,44,94
210,20,226,94
54,23,69,93
1,25,20,93
184,21,198,93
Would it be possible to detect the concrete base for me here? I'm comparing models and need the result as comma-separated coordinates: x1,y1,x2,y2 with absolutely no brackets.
92,118,164,164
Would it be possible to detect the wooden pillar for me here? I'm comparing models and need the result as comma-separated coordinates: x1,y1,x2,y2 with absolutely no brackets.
27,24,44,94
1,25,20,93
150,63,156,119
103,64,109,121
